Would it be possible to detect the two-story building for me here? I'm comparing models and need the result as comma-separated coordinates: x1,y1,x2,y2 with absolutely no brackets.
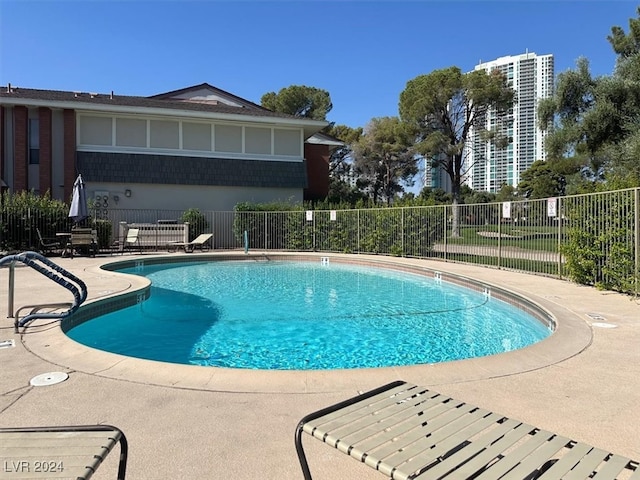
0,82,338,212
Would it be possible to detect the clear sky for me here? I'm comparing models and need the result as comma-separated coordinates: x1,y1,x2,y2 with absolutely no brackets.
0,0,638,129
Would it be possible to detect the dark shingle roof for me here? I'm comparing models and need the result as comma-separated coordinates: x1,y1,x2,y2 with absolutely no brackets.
0,85,302,121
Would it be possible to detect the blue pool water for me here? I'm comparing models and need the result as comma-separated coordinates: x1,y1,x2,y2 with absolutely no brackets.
66,261,551,370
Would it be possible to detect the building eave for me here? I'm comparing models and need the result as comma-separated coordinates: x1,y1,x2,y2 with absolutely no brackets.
0,96,328,138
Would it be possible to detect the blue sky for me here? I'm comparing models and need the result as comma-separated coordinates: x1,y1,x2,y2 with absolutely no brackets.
0,1,638,129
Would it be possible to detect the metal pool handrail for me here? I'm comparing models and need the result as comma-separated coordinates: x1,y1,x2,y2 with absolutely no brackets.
0,251,88,332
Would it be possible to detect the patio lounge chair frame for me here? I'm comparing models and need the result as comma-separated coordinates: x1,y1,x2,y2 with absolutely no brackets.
36,228,61,256
0,424,128,479
296,380,639,480
167,233,213,253
123,228,141,253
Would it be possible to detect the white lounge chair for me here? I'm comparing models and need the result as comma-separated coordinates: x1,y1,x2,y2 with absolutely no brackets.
168,233,213,253
124,228,141,253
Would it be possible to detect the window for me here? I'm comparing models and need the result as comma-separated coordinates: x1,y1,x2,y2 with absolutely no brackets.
80,116,112,145
116,118,147,147
150,120,179,149
29,118,39,164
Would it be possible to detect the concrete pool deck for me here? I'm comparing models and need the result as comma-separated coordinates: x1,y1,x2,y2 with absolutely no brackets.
0,251,638,479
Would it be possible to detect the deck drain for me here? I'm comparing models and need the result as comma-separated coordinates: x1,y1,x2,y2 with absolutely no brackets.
30,372,69,387
0,339,15,349
592,322,618,329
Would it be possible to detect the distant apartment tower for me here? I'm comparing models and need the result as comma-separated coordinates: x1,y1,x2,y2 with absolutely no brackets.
421,156,451,192
466,52,554,193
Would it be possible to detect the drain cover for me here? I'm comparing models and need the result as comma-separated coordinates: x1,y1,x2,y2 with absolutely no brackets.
30,372,69,387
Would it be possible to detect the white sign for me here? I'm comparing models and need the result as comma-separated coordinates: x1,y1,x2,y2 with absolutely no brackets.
547,198,558,217
330,210,337,221
306,210,313,221
502,202,512,219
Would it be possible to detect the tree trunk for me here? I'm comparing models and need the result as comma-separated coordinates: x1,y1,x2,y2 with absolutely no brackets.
451,198,460,238
451,157,462,238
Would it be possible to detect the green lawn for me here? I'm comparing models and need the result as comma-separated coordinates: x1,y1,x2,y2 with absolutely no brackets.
444,225,562,253
429,251,563,276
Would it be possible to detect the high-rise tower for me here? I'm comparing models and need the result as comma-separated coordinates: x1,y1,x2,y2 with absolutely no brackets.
466,52,554,193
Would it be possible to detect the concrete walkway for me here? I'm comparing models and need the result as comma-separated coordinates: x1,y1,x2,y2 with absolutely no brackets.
0,251,638,479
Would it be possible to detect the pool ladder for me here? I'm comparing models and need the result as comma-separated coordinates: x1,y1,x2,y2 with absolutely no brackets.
1,251,88,333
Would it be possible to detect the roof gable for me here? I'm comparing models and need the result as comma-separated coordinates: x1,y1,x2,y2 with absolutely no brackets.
149,83,267,111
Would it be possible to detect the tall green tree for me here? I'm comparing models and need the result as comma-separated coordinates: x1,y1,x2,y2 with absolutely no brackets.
608,6,640,80
325,124,364,204
399,66,515,235
538,8,640,190
517,160,566,199
352,117,418,205
260,85,332,120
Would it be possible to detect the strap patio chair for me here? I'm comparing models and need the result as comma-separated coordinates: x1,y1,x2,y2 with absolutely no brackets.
36,228,61,256
167,233,213,253
296,380,639,480
0,424,128,479
123,228,141,253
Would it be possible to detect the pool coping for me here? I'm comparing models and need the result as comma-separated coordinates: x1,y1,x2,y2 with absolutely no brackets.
21,252,593,394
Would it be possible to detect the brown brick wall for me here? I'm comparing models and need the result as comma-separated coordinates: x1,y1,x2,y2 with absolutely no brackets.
13,106,28,192
0,106,4,185
63,109,76,202
303,143,330,201
39,107,52,195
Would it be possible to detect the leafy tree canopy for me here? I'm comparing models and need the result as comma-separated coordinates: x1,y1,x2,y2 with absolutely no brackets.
398,66,515,204
517,160,566,199
352,117,418,205
260,85,332,121
537,7,640,190
324,124,363,201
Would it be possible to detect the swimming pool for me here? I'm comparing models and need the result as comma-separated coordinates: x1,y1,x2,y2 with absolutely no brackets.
66,259,552,370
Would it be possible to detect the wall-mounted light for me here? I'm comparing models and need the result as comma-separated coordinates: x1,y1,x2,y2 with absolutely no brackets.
124,189,132,197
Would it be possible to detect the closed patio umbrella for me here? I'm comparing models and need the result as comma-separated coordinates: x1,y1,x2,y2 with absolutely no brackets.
68,174,88,224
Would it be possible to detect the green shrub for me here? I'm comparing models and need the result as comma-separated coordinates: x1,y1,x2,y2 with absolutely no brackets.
93,219,113,249
1,190,70,252
561,191,636,294
180,208,209,241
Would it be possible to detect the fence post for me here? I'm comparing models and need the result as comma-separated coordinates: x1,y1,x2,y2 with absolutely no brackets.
7,261,15,318
635,188,639,298
557,197,563,278
497,204,502,269
264,212,268,250
401,208,404,256
357,209,360,254
443,205,448,261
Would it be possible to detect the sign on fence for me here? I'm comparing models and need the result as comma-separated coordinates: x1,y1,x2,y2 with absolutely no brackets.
547,198,558,217
502,202,511,219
